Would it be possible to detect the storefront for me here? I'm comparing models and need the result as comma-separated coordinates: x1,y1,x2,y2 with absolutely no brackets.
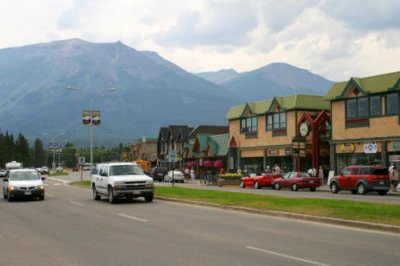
334,142,383,172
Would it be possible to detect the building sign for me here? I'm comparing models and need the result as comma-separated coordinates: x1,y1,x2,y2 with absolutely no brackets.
267,149,279,156
340,143,355,153
364,142,378,154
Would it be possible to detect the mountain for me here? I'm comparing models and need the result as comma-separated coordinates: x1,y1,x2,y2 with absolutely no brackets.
0,39,240,146
198,63,333,102
196,69,239,84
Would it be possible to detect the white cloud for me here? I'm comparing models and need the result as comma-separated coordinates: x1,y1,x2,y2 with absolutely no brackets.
0,0,399,81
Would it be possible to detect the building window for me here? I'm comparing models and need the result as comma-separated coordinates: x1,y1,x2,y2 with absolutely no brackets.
370,95,382,116
266,112,286,130
240,116,257,133
386,93,399,115
346,97,369,127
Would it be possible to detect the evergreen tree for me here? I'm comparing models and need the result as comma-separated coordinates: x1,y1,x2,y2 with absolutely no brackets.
33,138,47,167
15,133,31,167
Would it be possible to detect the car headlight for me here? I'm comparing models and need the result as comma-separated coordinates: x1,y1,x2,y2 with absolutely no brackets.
37,185,45,190
114,182,125,188
9,186,16,191
146,181,154,188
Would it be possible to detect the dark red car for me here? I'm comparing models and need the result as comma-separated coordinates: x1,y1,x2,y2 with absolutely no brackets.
272,172,321,191
329,165,390,195
240,173,282,189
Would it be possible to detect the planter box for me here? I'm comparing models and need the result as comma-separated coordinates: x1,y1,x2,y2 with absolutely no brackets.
218,178,241,187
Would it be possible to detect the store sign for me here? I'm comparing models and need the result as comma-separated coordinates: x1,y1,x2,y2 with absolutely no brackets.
268,149,279,156
389,155,400,162
340,143,354,153
364,142,378,154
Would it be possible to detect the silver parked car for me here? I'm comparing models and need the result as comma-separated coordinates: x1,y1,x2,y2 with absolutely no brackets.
164,170,185,183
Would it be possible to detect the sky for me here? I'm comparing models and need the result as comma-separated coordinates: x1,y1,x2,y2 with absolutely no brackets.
0,0,399,81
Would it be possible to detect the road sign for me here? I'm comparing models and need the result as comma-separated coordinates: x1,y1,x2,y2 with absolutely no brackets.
79,156,85,165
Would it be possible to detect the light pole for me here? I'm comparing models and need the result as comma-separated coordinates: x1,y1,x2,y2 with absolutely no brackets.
66,86,117,173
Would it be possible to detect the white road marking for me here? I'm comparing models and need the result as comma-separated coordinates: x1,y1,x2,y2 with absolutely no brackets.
69,201,84,207
117,213,148,223
246,246,331,266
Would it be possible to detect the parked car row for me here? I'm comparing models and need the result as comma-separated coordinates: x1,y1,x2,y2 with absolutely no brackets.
240,165,392,196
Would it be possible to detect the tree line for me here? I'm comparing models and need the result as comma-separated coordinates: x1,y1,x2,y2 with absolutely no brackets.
0,131,130,169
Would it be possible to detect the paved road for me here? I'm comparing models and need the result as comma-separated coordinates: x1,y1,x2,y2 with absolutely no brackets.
60,171,400,205
1,178,399,266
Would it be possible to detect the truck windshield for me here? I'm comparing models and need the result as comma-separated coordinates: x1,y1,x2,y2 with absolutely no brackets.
10,171,40,181
110,165,144,176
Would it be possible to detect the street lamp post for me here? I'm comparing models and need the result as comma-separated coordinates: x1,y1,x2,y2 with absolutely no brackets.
66,86,117,173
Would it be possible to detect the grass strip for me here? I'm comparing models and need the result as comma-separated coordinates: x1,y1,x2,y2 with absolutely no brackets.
71,181,400,226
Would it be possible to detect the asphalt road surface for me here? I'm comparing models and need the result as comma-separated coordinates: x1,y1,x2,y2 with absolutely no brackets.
1,179,399,266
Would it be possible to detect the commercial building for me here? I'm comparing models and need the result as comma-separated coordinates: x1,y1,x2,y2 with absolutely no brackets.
226,94,330,174
325,71,400,171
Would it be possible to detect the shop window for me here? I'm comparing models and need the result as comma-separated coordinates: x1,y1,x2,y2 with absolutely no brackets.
386,93,399,115
369,95,382,116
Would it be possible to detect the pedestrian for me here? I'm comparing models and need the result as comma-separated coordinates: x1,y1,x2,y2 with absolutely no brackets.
190,168,195,182
184,167,190,182
265,165,272,174
389,162,395,174
219,167,226,175
273,164,281,175
318,165,324,184
307,168,313,177
390,166,399,192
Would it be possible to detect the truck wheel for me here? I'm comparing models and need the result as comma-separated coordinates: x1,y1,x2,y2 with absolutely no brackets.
330,182,339,194
108,187,116,203
144,194,154,202
92,185,101,200
357,183,367,195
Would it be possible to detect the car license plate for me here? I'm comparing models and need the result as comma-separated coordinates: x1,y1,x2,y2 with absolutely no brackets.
157,173,163,176
24,191,32,195
379,181,384,185
310,181,314,184
133,191,140,195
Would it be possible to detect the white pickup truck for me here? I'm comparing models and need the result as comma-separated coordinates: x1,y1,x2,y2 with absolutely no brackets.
91,162,154,203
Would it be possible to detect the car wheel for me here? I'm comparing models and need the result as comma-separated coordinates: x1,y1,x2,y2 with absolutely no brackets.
330,182,339,194
7,191,12,202
378,190,388,196
254,181,261,189
351,190,357,194
357,183,367,195
274,183,281,190
144,193,154,202
291,184,298,191
240,181,245,188
39,194,45,201
309,187,316,192
108,187,116,203
92,186,101,200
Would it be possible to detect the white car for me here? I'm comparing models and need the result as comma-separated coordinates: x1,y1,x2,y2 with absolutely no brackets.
3,168,46,201
91,162,154,203
164,170,185,183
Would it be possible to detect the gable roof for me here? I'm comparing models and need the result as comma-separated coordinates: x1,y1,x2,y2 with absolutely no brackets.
188,125,228,138
325,71,400,100
226,94,329,120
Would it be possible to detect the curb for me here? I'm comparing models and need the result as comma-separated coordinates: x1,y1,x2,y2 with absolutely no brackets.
156,196,400,234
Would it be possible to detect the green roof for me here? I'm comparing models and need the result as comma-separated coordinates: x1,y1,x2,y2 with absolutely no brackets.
325,71,400,100
209,134,228,156
226,94,329,120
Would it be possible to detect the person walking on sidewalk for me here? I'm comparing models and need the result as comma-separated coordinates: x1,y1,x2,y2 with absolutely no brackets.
390,166,399,192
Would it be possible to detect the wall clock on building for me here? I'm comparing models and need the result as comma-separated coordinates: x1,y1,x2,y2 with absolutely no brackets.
300,122,310,137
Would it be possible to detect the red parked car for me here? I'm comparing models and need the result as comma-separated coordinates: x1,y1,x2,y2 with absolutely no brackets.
240,173,282,189
329,165,390,195
272,172,321,191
